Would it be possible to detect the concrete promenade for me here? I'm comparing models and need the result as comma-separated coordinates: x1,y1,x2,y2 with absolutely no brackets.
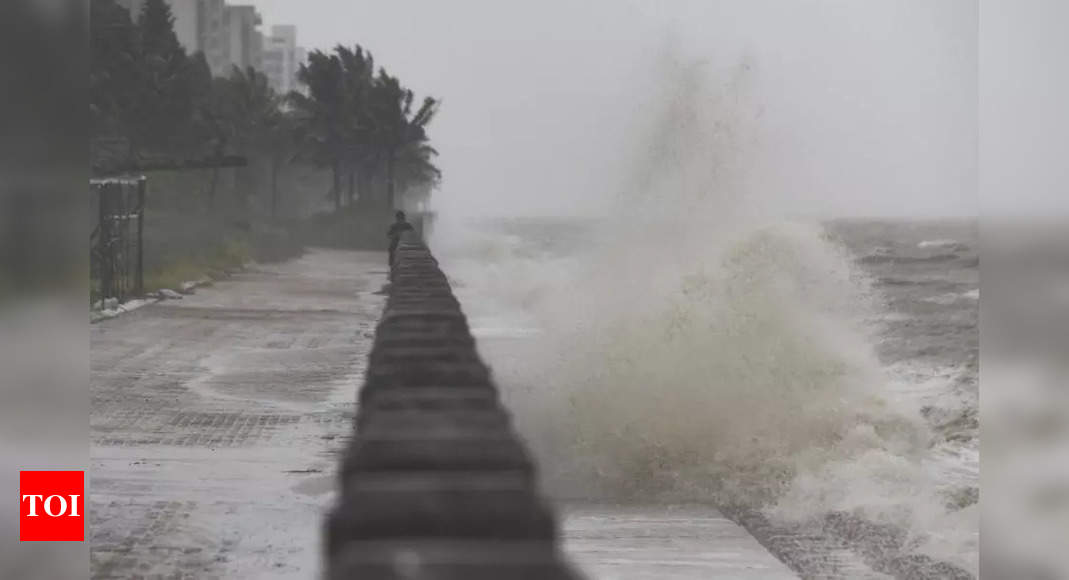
90,249,387,578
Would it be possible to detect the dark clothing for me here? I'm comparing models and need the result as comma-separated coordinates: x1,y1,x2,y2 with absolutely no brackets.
387,221,414,240
387,221,414,265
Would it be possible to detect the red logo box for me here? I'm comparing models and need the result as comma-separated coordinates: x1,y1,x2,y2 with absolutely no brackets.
20,471,84,542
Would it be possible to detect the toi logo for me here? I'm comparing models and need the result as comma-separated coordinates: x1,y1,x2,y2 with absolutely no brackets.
19,471,84,542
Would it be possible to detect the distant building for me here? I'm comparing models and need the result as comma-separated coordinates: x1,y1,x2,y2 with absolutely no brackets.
197,0,229,76
295,47,308,92
253,29,265,71
224,5,264,72
262,25,302,96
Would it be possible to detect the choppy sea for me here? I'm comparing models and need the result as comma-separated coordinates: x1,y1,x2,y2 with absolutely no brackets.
432,217,978,579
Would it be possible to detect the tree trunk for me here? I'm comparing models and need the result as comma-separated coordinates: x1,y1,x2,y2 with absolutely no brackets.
207,142,225,210
236,165,249,210
332,160,342,212
356,169,368,209
347,168,355,207
208,167,219,209
270,159,280,220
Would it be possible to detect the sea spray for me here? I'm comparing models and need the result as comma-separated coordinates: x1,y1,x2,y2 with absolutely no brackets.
433,53,976,574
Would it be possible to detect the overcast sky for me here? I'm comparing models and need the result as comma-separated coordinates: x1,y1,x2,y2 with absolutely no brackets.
247,1,995,218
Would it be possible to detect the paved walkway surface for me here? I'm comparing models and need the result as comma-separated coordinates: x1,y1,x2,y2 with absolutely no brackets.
89,248,799,579
90,249,387,579
562,504,798,579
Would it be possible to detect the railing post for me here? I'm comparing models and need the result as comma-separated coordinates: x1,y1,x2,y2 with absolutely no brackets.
98,183,112,302
136,176,146,297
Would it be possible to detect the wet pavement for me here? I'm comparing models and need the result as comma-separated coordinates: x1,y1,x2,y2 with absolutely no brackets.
90,249,386,579
562,504,797,579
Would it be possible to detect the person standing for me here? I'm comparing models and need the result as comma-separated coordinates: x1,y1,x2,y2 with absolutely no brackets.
386,210,415,266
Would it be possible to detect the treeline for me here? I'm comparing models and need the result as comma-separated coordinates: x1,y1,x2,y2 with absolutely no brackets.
90,0,440,217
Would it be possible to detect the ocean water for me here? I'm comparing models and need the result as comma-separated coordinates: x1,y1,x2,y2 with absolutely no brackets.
431,216,978,578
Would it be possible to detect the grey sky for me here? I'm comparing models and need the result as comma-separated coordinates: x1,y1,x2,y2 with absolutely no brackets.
249,0,987,218
979,0,1069,218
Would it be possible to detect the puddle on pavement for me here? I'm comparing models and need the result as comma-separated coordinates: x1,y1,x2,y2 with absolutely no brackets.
292,474,334,496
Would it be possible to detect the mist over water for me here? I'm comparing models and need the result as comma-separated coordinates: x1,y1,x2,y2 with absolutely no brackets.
433,52,977,574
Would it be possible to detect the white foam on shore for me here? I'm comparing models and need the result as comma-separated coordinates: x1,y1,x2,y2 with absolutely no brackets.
918,239,960,248
920,288,979,305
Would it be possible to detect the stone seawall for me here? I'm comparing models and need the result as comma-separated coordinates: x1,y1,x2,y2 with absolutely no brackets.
326,233,580,579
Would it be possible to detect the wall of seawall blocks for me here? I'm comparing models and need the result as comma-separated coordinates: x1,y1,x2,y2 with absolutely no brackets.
326,232,581,580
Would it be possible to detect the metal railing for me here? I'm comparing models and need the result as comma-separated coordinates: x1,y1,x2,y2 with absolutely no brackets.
90,176,146,305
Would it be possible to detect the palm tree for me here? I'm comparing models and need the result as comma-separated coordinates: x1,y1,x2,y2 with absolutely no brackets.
223,66,281,149
395,141,441,200
335,46,377,206
368,70,439,210
291,46,441,214
290,50,348,211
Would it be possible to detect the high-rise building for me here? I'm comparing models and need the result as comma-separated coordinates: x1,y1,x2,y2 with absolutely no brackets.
263,25,301,95
295,46,308,92
197,0,229,76
224,5,264,72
